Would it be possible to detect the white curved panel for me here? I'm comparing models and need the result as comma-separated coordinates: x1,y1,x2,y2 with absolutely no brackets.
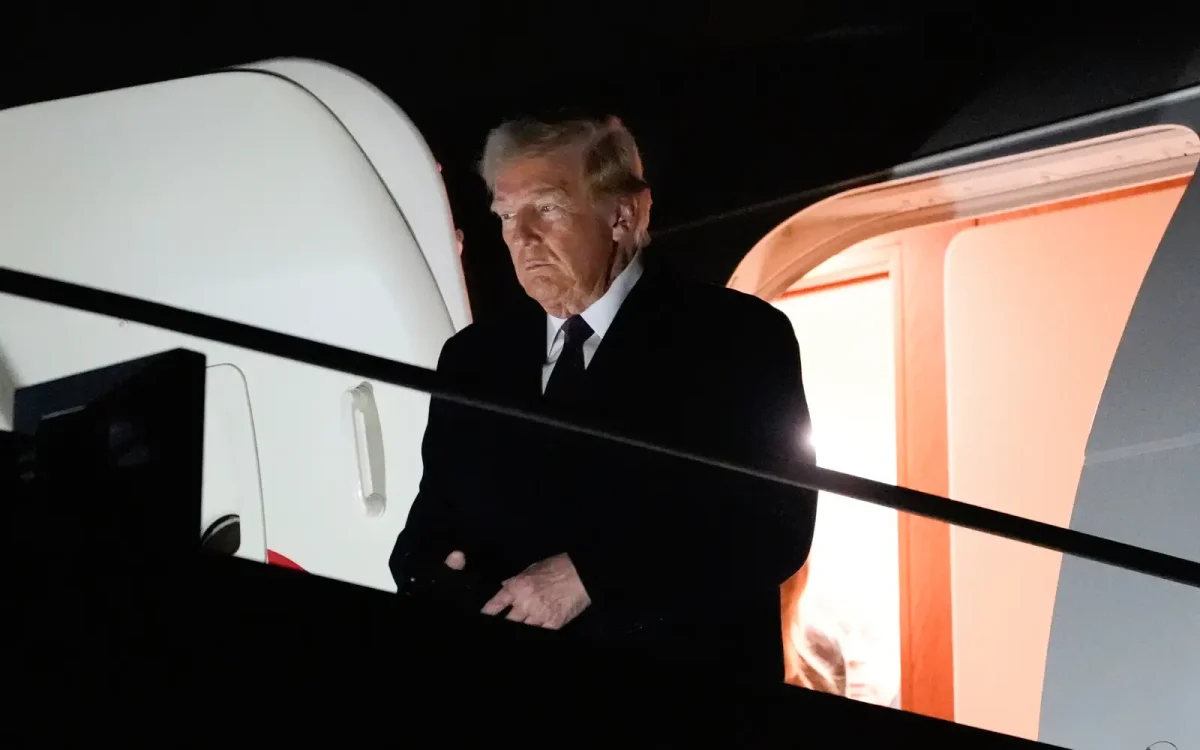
0,70,451,362
238,58,471,332
0,70,457,591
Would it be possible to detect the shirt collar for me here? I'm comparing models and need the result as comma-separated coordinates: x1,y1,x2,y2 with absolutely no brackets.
546,252,645,352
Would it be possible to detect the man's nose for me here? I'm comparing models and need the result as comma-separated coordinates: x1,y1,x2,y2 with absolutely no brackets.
513,210,542,243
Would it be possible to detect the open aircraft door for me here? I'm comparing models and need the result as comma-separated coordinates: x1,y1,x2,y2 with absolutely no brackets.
0,59,467,592
1035,114,1200,749
732,85,1200,747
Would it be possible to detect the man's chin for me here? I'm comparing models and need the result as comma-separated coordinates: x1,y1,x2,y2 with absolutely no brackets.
521,278,572,314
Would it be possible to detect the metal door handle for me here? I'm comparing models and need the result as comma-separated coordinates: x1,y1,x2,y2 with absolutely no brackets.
345,381,386,518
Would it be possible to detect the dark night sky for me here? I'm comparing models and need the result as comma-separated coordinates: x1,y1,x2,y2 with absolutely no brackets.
4,4,1198,316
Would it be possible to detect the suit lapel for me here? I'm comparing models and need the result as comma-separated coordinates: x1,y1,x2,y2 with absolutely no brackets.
479,299,545,408
584,266,670,403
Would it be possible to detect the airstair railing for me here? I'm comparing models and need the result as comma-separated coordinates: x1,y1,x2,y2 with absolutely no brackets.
3,264,1198,590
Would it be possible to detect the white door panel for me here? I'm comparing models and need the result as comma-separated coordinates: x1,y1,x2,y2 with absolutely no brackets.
0,64,456,592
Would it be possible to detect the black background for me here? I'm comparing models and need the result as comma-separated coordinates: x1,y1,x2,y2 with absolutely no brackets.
4,3,1198,317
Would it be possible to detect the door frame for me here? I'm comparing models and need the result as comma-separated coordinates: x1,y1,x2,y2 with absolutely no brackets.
778,241,955,719
736,107,1199,720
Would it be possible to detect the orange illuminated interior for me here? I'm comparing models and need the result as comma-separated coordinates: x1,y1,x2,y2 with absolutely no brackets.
739,124,1198,738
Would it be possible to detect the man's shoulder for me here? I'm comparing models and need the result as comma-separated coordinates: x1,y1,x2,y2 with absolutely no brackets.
439,318,495,359
437,306,532,364
680,280,785,318
667,276,792,339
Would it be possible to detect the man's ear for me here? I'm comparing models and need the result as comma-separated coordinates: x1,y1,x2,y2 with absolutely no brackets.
609,195,640,247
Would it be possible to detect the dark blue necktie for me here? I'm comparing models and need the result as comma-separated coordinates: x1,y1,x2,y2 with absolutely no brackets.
544,315,593,404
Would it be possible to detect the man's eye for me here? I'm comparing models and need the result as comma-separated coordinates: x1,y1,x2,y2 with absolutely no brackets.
538,204,559,214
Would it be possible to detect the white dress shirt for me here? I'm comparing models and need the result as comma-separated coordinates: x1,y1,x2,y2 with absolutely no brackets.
542,253,645,392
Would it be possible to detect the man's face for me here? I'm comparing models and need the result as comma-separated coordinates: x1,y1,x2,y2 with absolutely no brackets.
490,150,617,318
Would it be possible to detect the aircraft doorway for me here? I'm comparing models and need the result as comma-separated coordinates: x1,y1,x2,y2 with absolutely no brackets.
774,273,902,707
733,123,1198,740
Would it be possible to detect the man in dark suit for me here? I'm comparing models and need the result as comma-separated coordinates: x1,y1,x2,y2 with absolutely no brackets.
390,114,818,682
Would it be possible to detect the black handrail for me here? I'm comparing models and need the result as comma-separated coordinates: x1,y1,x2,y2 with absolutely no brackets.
3,265,1198,590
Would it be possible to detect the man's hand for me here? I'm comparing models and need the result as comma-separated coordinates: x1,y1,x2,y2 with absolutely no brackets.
481,553,591,630
444,550,466,570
